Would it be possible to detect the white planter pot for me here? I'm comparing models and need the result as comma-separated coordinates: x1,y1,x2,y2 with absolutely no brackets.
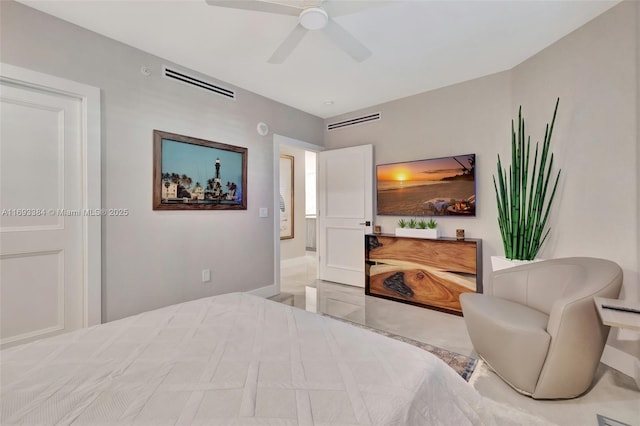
395,227,440,239
491,255,543,271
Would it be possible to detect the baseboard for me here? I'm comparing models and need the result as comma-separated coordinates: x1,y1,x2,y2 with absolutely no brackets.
247,284,279,299
601,344,640,385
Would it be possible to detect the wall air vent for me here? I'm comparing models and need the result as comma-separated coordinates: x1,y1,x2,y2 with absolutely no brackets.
327,112,381,131
163,66,235,100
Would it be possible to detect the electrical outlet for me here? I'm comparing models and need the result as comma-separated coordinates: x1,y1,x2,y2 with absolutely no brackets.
202,269,211,283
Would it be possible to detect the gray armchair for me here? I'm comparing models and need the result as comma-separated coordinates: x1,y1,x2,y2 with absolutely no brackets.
460,257,623,399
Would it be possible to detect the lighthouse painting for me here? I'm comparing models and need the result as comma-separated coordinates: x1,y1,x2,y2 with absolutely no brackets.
153,130,247,210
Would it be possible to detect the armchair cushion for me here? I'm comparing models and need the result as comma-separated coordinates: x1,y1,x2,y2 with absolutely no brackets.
460,293,551,394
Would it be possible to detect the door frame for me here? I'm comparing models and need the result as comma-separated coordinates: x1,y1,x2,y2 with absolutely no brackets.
0,63,102,326
271,134,324,296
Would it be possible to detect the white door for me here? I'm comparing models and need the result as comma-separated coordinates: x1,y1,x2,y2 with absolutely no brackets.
0,81,85,347
318,145,373,287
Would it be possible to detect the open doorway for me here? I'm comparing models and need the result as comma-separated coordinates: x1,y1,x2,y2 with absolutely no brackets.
278,146,318,309
273,136,373,306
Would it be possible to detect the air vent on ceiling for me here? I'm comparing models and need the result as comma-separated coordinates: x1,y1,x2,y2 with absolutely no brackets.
327,112,381,131
163,66,235,100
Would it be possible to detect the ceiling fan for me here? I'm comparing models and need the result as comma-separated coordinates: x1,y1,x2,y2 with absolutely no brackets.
205,0,373,64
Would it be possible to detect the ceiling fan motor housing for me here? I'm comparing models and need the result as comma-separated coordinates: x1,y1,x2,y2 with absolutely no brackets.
299,7,329,30
205,0,371,63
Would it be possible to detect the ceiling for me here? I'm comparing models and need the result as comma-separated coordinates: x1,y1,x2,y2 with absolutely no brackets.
18,0,619,118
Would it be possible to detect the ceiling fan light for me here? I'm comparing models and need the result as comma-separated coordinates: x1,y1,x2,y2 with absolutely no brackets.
299,7,328,30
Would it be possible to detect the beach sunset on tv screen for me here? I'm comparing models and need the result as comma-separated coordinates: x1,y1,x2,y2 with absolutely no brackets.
376,154,476,216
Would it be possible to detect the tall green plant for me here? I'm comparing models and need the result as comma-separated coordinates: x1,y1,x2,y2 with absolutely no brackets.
493,98,562,260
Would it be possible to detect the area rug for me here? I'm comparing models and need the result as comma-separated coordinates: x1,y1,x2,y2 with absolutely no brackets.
322,313,479,382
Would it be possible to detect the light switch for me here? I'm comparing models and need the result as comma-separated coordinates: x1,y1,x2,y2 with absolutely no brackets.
259,207,268,218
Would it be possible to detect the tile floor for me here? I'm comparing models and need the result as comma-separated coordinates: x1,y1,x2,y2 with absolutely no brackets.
278,252,640,426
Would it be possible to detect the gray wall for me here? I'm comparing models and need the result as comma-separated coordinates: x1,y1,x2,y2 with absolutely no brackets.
510,1,637,281
0,1,325,321
325,2,639,362
324,71,512,277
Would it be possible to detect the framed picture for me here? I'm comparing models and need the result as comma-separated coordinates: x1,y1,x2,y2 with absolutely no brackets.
153,130,247,210
279,155,294,240
377,153,475,216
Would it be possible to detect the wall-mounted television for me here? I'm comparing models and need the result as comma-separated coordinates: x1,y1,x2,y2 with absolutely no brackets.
376,153,476,216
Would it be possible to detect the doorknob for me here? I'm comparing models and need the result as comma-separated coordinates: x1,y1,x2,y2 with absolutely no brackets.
359,221,371,226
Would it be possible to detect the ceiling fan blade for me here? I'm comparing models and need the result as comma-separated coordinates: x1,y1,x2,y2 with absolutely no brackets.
205,1,300,16
268,24,308,64
323,19,371,62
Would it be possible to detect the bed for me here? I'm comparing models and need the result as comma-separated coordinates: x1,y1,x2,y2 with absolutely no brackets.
1,292,496,425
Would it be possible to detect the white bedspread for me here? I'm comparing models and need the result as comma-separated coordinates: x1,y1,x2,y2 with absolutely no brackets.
1,293,496,425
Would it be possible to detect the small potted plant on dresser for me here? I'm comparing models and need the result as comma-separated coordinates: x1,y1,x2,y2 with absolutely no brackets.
395,218,439,239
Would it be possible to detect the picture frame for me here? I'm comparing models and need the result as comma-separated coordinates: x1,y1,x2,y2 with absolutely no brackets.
153,130,247,210
373,225,382,234
279,155,294,240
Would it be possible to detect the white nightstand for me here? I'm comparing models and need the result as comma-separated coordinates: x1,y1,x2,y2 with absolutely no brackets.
594,297,640,388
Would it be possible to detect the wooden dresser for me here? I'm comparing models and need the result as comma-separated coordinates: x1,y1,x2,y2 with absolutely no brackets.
365,234,482,315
